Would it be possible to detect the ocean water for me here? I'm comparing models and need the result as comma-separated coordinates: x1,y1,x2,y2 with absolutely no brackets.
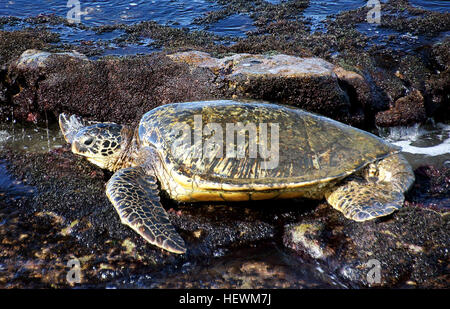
1,1,449,37
409,0,450,12
303,0,368,23
378,122,450,169
0,0,218,27
1,0,449,55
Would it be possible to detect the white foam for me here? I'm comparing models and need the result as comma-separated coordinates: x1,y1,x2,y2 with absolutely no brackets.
0,130,11,143
380,123,423,142
393,138,450,156
385,123,450,156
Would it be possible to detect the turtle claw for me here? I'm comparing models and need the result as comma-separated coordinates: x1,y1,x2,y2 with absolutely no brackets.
161,238,187,255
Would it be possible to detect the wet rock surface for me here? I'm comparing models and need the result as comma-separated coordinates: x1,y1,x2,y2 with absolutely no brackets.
0,144,448,288
3,49,370,127
375,89,427,127
0,146,278,287
425,38,450,123
0,29,60,67
4,50,218,126
283,203,449,288
0,0,449,289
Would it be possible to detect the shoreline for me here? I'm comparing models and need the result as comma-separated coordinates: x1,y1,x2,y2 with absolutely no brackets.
0,1,449,289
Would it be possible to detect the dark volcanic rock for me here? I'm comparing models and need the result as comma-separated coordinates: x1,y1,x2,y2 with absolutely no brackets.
168,51,358,124
425,70,450,123
424,38,450,123
1,141,448,288
6,50,218,126
431,38,450,72
283,166,450,288
4,49,374,127
0,30,60,120
0,30,59,67
0,146,275,287
408,165,450,209
0,66,7,104
375,89,427,127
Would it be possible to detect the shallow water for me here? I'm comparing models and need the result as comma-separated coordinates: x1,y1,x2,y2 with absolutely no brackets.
409,0,450,12
0,0,219,27
0,162,35,202
303,0,368,31
1,0,449,45
207,14,257,37
0,122,65,153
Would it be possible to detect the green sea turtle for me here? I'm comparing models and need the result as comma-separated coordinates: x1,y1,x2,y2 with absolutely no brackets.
59,100,415,254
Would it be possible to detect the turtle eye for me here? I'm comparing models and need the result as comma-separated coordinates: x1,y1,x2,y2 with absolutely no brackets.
83,137,94,146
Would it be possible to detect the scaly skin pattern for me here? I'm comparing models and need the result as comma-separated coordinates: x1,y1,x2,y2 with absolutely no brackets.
325,153,415,221
60,100,416,254
106,165,186,254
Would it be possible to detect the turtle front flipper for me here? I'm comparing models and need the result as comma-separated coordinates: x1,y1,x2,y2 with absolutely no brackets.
325,153,415,221
106,166,186,254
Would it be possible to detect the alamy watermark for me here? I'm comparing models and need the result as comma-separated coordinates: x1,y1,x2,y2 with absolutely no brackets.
365,259,381,285
66,0,81,24
366,0,381,24
170,115,280,170
66,257,82,284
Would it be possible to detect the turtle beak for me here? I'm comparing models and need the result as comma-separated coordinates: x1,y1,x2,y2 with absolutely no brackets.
59,113,83,144
59,113,97,144
59,113,102,144
58,113,71,143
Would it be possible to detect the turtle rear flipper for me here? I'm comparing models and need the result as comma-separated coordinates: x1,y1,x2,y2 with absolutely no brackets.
326,153,414,221
325,179,405,221
106,166,186,254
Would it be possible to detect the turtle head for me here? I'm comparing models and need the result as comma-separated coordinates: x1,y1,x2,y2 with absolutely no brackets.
59,114,129,171
71,123,123,170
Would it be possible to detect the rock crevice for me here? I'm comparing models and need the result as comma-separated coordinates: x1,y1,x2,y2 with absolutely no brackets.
2,49,385,129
